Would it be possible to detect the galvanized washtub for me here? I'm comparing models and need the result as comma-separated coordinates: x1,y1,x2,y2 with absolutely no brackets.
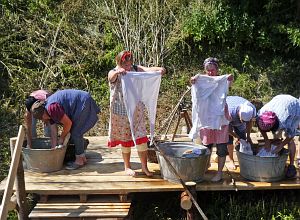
156,142,210,183
237,149,289,182
23,138,67,173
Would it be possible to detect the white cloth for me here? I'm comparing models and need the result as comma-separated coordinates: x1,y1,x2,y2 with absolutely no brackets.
239,139,253,155
189,74,230,139
256,145,278,157
240,103,255,122
121,71,161,144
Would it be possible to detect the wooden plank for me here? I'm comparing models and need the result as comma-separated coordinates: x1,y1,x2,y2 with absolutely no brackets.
43,194,131,203
23,175,164,182
10,137,29,220
1,164,299,194
0,126,25,220
0,134,299,197
29,202,130,218
32,202,131,207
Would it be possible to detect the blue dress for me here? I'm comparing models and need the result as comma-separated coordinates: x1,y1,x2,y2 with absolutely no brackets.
258,94,300,138
45,89,100,137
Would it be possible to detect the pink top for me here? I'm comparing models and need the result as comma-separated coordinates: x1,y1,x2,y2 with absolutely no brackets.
47,103,65,124
200,103,231,145
30,90,50,101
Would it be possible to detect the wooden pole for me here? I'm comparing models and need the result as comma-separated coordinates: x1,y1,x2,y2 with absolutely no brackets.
171,112,182,141
185,182,200,220
180,191,192,210
183,110,192,133
0,126,25,220
157,87,191,140
10,137,29,220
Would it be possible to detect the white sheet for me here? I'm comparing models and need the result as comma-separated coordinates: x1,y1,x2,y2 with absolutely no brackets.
121,71,161,145
189,74,230,139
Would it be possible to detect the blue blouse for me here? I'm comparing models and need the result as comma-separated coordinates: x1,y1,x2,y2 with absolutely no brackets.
258,94,300,137
226,96,256,130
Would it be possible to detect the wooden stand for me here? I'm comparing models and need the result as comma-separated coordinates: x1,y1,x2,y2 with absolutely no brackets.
157,87,191,140
171,108,192,141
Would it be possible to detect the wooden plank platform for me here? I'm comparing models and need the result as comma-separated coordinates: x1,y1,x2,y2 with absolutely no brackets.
0,134,299,198
29,202,130,220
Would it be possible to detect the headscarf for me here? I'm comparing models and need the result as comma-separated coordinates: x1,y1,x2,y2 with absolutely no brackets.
239,104,255,122
203,57,219,70
121,51,132,63
257,111,279,132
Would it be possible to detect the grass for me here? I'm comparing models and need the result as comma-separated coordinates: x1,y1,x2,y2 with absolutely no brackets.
131,190,300,220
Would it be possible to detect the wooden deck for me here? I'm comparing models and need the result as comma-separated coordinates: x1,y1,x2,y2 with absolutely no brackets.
0,134,299,197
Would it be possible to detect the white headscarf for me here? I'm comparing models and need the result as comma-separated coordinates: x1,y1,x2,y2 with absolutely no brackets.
239,104,255,122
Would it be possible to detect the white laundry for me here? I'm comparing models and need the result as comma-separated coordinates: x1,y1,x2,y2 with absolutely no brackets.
189,74,230,139
256,145,278,157
239,139,253,155
121,71,161,144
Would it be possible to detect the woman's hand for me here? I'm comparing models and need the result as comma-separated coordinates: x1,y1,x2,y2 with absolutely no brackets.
108,68,127,82
190,76,198,84
117,68,127,76
160,67,166,75
227,74,234,81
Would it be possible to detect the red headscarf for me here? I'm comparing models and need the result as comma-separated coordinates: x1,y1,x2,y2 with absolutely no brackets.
121,51,132,63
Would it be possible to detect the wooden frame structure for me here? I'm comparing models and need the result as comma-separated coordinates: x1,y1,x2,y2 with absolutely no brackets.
0,134,299,219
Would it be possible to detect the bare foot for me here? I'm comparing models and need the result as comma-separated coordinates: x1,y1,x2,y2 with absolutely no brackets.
211,172,222,182
83,157,87,165
227,160,236,170
125,168,136,176
142,168,153,177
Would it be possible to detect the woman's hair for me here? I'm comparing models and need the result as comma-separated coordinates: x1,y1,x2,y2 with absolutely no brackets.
25,96,38,111
203,57,219,70
31,101,46,119
270,119,280,133
116,50,133,66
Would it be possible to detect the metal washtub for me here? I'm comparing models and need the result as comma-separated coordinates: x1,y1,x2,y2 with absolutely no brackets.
22,138,67,173
237,149,289,182
156,142,210,183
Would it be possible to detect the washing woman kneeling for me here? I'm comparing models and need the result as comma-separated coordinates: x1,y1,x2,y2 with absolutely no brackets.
256,94,300,178
225,96,256,170
31,89,100,170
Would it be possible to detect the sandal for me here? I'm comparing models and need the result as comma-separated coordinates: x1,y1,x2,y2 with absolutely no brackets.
286,164,297,178
65,162,84,170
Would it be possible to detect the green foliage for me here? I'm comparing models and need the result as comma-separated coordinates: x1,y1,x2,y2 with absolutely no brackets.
286,25,300,47
181,1,255,49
